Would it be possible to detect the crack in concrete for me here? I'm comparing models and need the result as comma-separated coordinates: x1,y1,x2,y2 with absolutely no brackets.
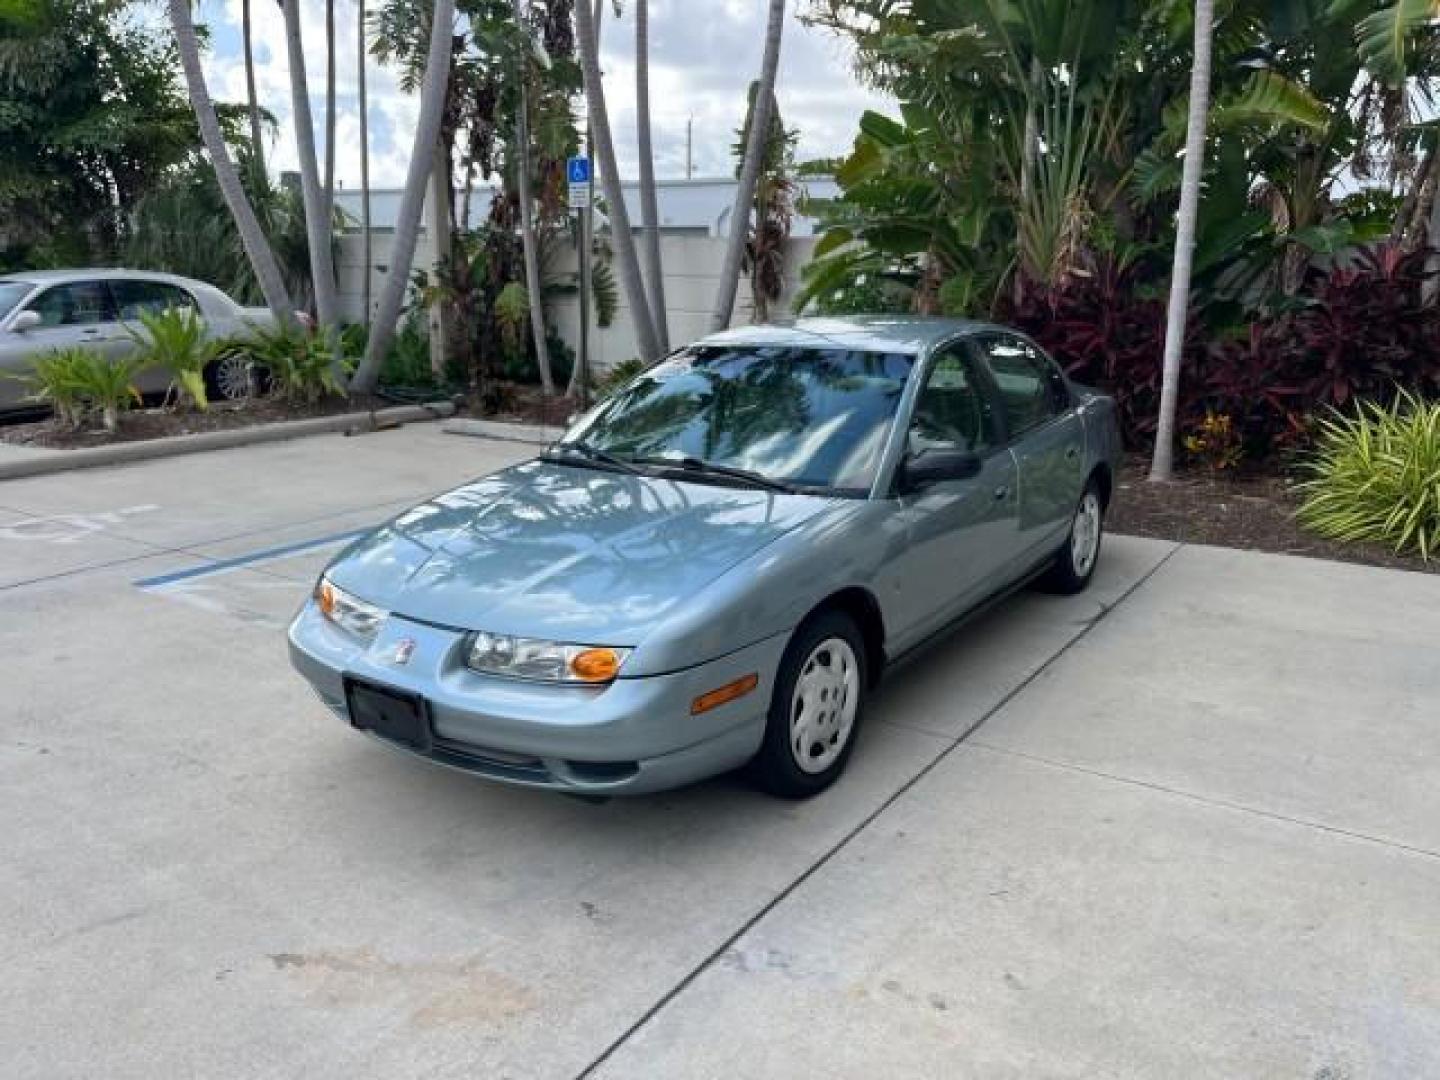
572,542,1187,1079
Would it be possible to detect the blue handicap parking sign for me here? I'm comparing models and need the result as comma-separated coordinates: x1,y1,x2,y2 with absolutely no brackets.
567,157,592,185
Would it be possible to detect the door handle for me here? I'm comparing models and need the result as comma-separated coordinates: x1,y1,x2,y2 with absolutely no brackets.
993,485,1010,501
1065,446,1079,460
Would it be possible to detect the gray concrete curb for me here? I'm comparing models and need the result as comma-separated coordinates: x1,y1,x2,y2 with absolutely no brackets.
0,402,457,481
441,417,563,446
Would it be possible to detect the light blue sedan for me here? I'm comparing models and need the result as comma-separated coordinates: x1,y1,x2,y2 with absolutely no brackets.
288,317,1121,798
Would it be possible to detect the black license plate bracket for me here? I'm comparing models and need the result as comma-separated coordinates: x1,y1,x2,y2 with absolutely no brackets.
344,678,431,751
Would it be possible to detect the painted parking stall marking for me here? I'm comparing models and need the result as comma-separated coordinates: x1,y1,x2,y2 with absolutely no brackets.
134,526,372,629
0,504,159,544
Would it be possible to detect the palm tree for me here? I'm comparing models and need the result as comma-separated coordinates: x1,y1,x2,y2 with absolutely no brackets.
167,0,294,323
512,0,555,394
325,0,338,224
282,0,341,339
576,0,663,364
711,0,785,332
1150,0,1214,483
635,0,668,351
566,0,610,399
358,0,373,326
351,0,457,393
242,0,264,173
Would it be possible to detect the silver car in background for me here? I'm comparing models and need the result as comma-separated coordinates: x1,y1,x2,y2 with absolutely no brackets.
289,317,1122,799
0,269,275,412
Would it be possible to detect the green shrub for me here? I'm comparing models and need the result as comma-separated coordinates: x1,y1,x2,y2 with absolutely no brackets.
11,348,90,428
499,329,576,388
221,323,349,405
126,306,218,411
380,320,437,388
70,352,147,432
1296,392,1440,559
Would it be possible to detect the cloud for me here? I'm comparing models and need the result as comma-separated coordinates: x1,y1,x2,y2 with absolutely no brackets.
195,0,892,189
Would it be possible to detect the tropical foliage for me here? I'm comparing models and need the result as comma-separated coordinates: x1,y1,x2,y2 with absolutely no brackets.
801,0,1440,462
0,0,212,268
219,323,351,404
1297,392,1440,558
125,305,220,412
734,83,799,323
362,0,585,395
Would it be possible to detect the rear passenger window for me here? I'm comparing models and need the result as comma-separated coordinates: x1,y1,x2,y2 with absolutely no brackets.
980,335,1060,438
110,280,198,322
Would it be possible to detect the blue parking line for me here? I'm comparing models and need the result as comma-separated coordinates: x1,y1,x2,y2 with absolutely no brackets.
134,527,371,590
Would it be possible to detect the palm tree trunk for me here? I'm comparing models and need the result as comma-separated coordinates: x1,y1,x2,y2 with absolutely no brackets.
358,0,372,326
565,0,609,397
1423,179,1440,306
325,0,337,224
576,0,662,363
711,0,786,333
1149,0,1214,482
635,0,668,351
282,0,341,338
351,0,457,393
512,0,555,394
168,0,294,323
242,0,264,172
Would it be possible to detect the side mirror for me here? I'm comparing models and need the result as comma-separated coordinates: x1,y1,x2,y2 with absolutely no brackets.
899,448,982,492
9,310,40,333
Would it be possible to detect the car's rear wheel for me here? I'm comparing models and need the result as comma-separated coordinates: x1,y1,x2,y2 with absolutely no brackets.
206,353,269,402
1042,479,1104,594
751,611,867,798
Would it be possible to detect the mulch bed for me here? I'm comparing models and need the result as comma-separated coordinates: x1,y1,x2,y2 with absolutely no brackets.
1109,454,1437,575
0,393,408,450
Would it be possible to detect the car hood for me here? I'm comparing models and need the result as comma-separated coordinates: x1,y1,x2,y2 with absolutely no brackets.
327,459,842,644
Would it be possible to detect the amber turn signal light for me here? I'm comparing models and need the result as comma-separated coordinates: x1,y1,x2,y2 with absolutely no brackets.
570,647,625,683
691,673,760,716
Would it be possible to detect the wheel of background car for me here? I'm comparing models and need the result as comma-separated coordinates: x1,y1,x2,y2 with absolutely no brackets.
1041,479,1104,594
751,610,867,798
206,354,271,401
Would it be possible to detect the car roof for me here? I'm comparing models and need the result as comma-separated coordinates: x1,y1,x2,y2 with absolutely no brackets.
697,315,1004,356
0,268,211,288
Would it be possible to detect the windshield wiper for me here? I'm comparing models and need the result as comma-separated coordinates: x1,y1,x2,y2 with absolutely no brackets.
542,440,642,475
630,455,798,494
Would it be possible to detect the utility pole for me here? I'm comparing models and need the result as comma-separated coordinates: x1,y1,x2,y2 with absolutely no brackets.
686,116,694,180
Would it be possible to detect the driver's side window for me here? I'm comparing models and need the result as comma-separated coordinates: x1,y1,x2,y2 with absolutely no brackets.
909,344,998,456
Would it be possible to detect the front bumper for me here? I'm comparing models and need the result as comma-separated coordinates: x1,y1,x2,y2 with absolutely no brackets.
287,601,785,795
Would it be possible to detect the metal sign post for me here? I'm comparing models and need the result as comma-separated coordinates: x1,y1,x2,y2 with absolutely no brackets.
568,155,593,410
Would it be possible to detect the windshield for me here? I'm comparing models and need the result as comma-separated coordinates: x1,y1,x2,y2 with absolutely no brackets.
565,345,913,494
0,282,34,322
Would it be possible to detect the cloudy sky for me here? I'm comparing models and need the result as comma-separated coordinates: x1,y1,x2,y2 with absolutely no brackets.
195,0,893,191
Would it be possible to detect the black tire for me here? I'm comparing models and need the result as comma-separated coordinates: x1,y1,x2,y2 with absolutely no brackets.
1041,478,1105,595
750,610,868,799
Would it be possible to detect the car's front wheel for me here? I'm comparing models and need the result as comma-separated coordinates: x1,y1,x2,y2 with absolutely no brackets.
751,610,867,798
1043,479,1104,594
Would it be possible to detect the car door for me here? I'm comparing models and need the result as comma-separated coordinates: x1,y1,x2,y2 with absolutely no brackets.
882,340,1021,652
17,280,128,364
109,279,202,394
976,333,1085,564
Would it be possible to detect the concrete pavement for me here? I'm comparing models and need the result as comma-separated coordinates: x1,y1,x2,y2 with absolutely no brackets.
2,428,1437,1078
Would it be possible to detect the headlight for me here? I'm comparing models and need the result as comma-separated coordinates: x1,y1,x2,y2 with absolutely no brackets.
314,576,387,639
466,632,630,684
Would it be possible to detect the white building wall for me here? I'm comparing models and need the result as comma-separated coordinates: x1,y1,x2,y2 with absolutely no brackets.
334,232,819,371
